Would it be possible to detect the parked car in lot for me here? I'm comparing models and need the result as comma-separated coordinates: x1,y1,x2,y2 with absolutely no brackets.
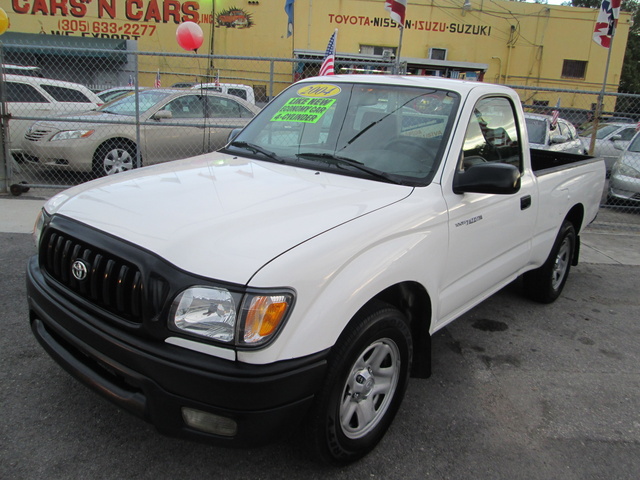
608,132,640,205
579,122,638,173
1,63,43,77
524,113,586,154
191,83,256,104
21,89,261,176
97,86,149,104
2,74,102,153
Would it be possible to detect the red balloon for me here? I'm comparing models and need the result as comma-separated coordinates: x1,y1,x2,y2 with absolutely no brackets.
176,22,204,51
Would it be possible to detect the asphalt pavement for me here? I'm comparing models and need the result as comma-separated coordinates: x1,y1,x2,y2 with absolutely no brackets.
1,193,639,479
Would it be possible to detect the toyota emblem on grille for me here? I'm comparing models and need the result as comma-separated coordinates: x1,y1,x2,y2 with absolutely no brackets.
71,259,88,281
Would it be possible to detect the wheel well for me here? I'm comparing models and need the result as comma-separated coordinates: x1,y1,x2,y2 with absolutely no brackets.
372,282,433,379
565,204,584,233
565,204,584,265
95,138,138,158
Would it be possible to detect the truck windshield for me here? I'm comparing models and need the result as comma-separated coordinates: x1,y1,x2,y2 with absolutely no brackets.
223,82,459,186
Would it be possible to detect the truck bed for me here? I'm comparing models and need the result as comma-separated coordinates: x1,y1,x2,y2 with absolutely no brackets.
531,148,600,175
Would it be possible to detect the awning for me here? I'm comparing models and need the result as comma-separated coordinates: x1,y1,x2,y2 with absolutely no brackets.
403,57,488,72
294,49,488,72
0,32,127,59
294,49,391,63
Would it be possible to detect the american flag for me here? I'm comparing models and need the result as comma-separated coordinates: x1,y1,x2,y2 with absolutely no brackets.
154,70,161,88
385,0,407,26
319,30,337,76
551,98,560,129
593,0,621,48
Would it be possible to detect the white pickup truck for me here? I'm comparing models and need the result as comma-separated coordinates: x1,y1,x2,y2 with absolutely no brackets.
27,76,605,464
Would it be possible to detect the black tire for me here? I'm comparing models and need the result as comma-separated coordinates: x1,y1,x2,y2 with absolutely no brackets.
9,182,29,196
524,220,576,303
305,301,412,465
92,140,139,177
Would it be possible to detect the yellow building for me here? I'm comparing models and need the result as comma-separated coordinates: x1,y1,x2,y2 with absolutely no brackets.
0,0,631,109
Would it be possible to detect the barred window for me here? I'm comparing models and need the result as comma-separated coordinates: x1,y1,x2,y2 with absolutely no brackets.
562,60,587,79
359,45,396,57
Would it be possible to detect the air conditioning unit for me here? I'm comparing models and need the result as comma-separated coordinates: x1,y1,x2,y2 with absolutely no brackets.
429,48,447,61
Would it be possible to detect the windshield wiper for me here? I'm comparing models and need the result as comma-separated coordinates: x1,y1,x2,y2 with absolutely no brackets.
227,141,284,163
296,152,403,185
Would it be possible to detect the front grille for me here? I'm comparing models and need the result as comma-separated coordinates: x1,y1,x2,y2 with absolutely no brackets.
25,127,53,142
41,229,145,322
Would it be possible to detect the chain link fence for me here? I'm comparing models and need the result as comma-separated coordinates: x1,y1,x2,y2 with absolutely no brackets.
0,42,393,193
1,42,639,230
511,83,640,231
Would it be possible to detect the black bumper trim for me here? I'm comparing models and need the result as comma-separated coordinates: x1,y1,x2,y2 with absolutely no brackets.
27,256,329,446
33,318,148,417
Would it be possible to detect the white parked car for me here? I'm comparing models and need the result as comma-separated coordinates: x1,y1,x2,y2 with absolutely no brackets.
2,74,102,154
524,113,586,154
97,86,149,104
191,83,256,104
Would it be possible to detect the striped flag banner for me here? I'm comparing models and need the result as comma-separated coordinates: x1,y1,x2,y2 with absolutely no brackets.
319,30,337,76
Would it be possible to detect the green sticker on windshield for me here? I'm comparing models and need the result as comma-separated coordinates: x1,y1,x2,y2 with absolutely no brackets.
271,97,336,123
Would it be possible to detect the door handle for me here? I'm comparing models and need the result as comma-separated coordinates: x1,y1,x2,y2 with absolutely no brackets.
520,195,532,210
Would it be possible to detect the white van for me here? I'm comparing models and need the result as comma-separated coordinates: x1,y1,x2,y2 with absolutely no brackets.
1,74,102,153
191,83,255,105
1,64,43,77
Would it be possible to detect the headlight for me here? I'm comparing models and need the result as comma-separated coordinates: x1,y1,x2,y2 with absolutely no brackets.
170,287,238,343
169,287,294,347
614,162,640,179
32,208,50,247
50,129,95,141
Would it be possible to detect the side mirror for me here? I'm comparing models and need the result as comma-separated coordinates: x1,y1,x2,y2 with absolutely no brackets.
152,110,172,120
227,128,243,143
550,135,568,145
453,163,521,195
613,140,629,151
610,134,622,142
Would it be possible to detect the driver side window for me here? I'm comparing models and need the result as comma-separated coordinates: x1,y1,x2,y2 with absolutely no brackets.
460,96,522,171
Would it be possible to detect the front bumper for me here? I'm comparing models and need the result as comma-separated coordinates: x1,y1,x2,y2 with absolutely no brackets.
27,256,328,446
609,173,640,204
21,138,95,172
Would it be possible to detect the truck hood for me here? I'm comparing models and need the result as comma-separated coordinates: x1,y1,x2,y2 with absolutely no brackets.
46,152,412,284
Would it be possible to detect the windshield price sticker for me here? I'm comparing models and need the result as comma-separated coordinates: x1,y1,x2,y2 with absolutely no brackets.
271,97,336,123
297,84,341,97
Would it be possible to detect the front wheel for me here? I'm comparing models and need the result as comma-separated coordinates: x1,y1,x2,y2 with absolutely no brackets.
305,302,412,465
524,220,576,303
93,141,139,177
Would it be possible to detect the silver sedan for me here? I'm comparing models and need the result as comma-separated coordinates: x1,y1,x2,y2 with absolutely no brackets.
608,131,640,205
579,122,638,174
21,89,261,176
524,113,586,154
